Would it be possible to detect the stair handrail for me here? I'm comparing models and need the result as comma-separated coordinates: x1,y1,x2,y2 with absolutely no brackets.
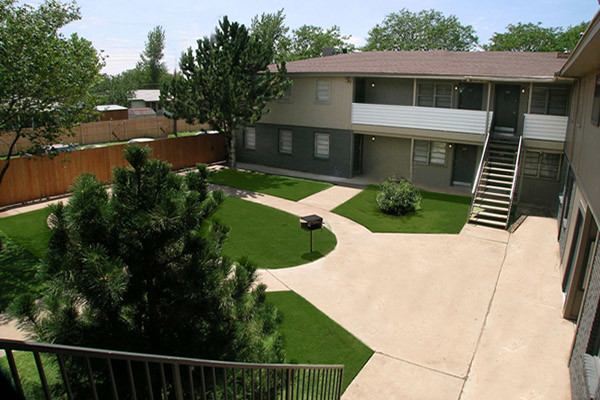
507,136,524,225
471,133,491,196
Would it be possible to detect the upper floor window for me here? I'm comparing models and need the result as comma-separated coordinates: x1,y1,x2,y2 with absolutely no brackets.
523,151,561,180
315,80,331,103
592,75,600,126
530,87,569,116
413,140,447,165
280,85,292,102
418,83,452,108
279,130,292,154
244,127,256,149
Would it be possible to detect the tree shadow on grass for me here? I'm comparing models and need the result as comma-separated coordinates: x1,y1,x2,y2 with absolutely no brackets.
301,251,324,262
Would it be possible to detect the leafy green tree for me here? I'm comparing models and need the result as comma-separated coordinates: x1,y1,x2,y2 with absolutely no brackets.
484,21,589,52
136,25,169,87
94,73,135,107
289,25,355,60
250,9,291,62
363,9,478,51
161,17,289,168
10,146,283,370
0,0,103,186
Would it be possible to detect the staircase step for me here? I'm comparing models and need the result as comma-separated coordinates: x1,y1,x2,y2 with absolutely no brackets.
483,172,514,179
474,197,511,205
472,210,509,220
488,149,516,156
479,184,512,192
476,190,511,198
489,143,518,150
473,203,510,213
480,178,513,186
487,161,515,168
488,155,516,162
484,166,515,174
469,217,507,228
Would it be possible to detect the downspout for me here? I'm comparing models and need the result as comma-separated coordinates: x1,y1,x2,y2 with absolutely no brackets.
412,79,417,106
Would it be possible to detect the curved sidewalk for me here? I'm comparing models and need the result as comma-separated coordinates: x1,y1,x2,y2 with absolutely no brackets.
217,184,575,400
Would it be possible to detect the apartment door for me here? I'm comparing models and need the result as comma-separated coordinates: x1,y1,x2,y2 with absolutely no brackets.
563,210,599,320
352,134,363,175
452,144,478,186
493,85,521,133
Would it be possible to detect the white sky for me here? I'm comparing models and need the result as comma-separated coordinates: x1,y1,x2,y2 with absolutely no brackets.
25,0,600,75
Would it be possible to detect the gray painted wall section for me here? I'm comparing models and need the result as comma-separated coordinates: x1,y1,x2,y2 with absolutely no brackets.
412,145,455,188
360,135,411,181
236,123,353,178
518,177,562,212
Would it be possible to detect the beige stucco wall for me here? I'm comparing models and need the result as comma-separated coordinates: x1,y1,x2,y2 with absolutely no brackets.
566,70,600,220
259,77,353,130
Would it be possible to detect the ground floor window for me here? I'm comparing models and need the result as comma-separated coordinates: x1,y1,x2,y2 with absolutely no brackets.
314,132,330,159
413,140,447,165
244,127,256,149
279,130,292,154
523,151,561,180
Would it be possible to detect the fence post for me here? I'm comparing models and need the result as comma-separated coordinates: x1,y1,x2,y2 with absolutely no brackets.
108,120,112,143
157,118,160,138
80,125,84,145
125,119,128,140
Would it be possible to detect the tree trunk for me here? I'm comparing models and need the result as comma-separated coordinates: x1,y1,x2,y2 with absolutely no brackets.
229,132,236,170
0,131,21,188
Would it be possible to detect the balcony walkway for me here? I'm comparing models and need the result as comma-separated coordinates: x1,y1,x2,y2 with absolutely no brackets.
1,176,576,399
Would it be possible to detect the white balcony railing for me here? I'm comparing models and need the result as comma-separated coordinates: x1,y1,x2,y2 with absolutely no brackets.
522,114,568,142
351,103,492,135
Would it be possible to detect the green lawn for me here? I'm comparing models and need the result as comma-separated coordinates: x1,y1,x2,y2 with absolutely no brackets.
0,207,52,259
267,291,373,392
332,185,471,233
206,197,336,268
0,352,62,399
209,169,332,201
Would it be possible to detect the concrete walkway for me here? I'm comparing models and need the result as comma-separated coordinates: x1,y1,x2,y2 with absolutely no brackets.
217,184,575,400
0,183,576,399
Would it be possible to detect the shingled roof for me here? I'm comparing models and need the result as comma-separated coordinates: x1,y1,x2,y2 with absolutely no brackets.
270,51,568,80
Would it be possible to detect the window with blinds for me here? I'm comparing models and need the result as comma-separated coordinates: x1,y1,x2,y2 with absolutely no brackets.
412,140,446,165
244,127,256,149
417,83,452,108
315,80,330,103
523,151,561,180
530,87,569,116
279,130,292,154
430,142,447,165
314,133,330,158
280,85,292,102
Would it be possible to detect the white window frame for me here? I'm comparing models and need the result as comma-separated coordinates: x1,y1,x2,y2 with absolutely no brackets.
244,127,256,150
412,140,446,166
279,84,292,102
315,80,331,103
413,140,430,164
279,129,292,154
314,132,330,159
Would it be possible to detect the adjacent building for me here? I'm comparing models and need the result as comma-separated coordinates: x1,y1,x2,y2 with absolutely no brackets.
556,10,600,400
237,51,572,227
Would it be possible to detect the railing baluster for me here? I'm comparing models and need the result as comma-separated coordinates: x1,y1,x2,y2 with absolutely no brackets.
56,353,74,400
188,365,195,400
211,366,217,400
172,363,183,400
223,367,228,400
232,368,237,400
286,369,291,400
200,365,207,400
273,369,277,399
242,368,247,400
33,351,52,400
144,362,154,400
126,360,137,400
280,368,284,400
5,349,25,399
160,362,168,399
251,368,255,400
84,357,99,400
105,358,119,400
336,369,344,400
267,368,271,400
259,368,263,400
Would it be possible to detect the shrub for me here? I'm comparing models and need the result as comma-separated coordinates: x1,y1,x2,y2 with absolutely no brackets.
376,177,422,216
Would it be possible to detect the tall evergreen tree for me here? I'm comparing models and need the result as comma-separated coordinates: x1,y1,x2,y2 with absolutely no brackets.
137,25,169,87
9,146,284,373
161,17,289,168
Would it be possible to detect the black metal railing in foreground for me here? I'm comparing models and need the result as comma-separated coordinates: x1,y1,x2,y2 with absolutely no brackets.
0,339,344,400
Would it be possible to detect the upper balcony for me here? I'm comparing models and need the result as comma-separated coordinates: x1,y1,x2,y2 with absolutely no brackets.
522,113,568,142
351,103,492,138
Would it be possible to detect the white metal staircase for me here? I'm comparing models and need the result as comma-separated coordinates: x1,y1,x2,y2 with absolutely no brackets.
469,135,523,229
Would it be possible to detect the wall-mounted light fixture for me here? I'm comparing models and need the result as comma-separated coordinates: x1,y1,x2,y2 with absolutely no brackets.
448,144,453,148
521,88,526,93
345,77,351,83
371,136,376,141
454,85,459,91
371,82,375,88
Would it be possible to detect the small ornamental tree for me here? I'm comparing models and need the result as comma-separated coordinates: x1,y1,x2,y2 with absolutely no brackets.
376,177,422,216
10,146,284,388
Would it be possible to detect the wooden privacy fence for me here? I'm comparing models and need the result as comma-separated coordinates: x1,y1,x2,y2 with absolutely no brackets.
0,134,227,207
0,117,211,155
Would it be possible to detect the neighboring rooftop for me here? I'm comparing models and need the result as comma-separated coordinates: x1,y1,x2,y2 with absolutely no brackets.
270,51,569,81
132,89,160,102
96,104,127,112
128,107,156,118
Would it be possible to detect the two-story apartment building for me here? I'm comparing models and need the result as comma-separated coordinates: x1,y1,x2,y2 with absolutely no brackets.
237,51,572,228
555,10,600,400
